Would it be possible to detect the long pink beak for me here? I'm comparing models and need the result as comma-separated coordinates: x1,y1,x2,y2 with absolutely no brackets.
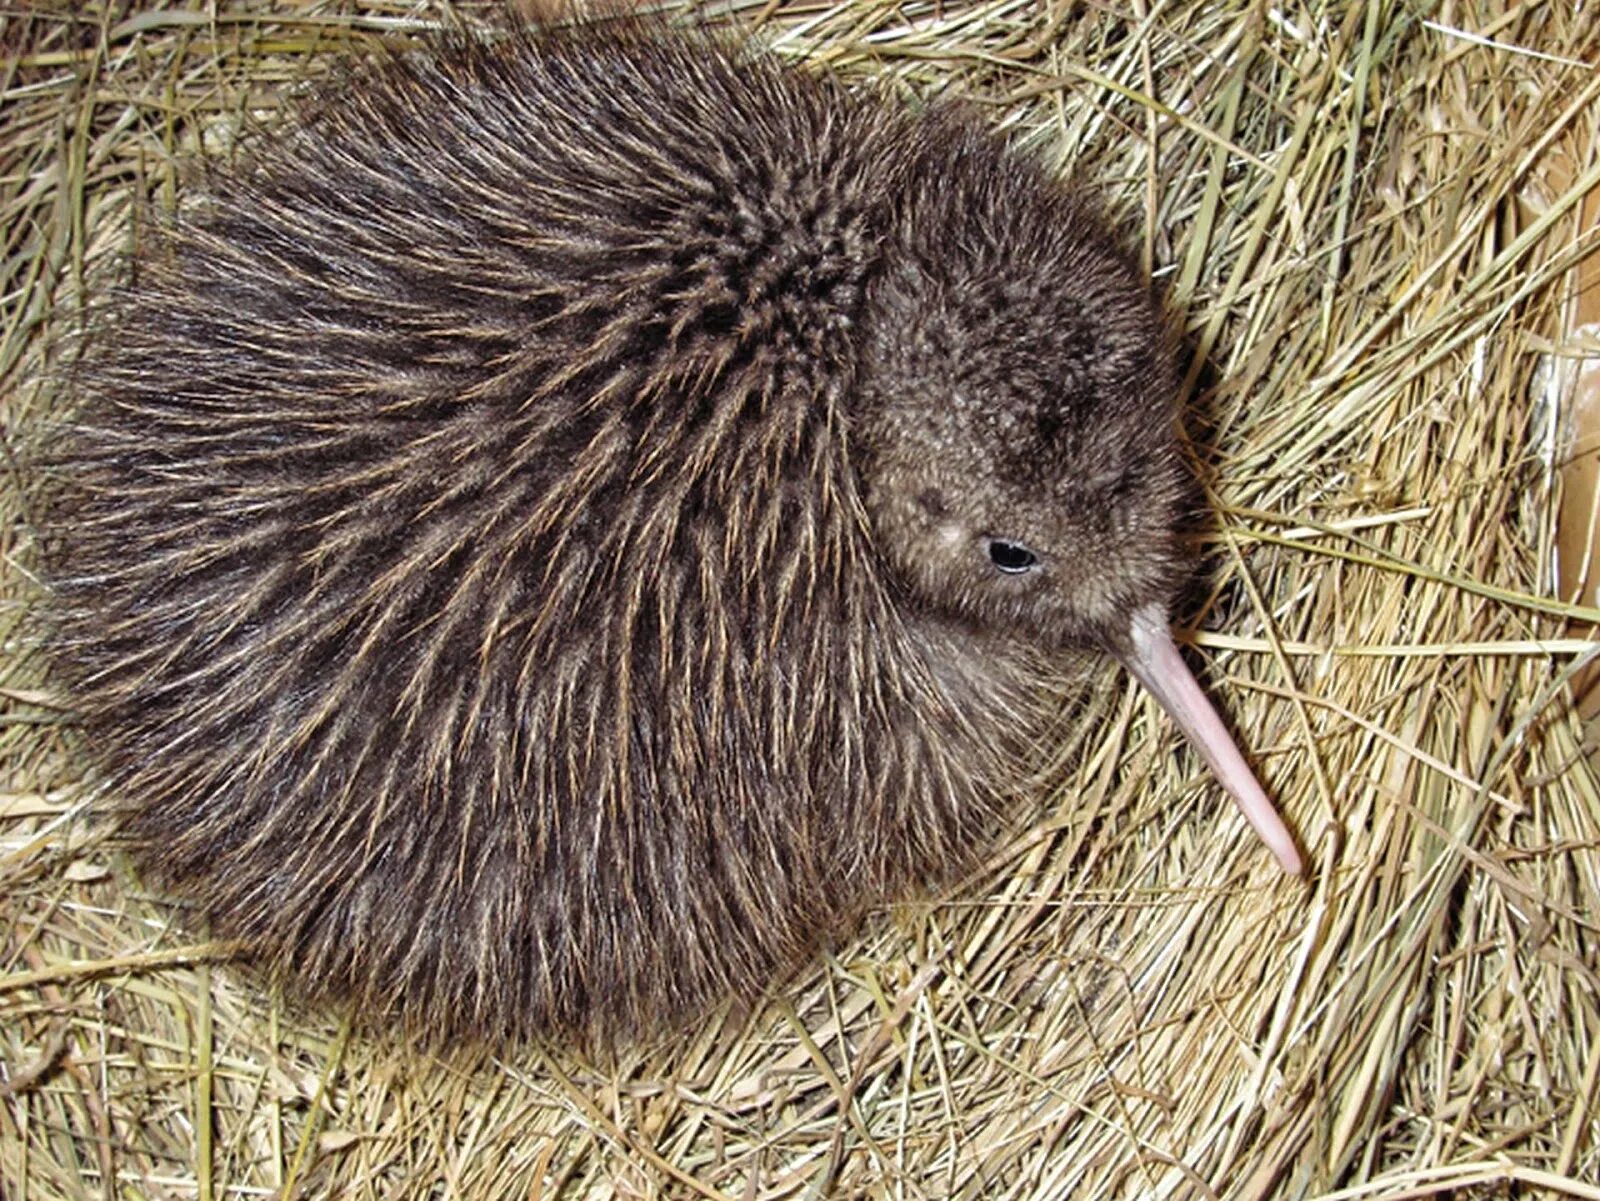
1119,605,1304,875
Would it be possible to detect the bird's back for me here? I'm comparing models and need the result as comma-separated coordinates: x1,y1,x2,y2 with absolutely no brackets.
47,29,1023,1045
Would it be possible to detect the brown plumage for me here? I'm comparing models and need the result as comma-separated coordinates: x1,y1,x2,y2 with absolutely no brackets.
41,25,1300,1049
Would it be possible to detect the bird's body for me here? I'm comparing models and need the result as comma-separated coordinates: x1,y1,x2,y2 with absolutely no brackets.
43,26,1299,1049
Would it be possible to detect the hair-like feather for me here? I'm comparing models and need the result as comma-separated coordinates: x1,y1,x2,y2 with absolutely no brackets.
42,26,1216,1048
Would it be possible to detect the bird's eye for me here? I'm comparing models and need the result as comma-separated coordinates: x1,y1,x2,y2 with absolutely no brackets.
987,539,1038,574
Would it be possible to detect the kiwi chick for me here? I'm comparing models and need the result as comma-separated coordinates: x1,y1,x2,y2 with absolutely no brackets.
42,25,1300,1049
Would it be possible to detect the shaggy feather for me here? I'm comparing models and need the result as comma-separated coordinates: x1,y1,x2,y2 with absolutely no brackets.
43,26,1195,1048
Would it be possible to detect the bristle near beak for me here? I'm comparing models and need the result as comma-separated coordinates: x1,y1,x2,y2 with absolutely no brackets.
1119,605,1304,875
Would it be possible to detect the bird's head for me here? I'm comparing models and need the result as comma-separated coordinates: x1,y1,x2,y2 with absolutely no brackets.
853,141,1303,873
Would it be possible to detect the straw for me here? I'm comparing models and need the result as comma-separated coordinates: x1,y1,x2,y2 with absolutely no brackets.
3,2,1597,1196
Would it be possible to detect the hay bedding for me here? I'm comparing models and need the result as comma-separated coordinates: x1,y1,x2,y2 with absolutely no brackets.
1,0,1597,1196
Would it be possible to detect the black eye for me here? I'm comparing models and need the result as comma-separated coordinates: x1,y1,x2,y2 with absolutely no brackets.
987,539,1038,574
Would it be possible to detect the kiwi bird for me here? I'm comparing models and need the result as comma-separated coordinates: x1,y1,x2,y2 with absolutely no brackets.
43,26,1302,1049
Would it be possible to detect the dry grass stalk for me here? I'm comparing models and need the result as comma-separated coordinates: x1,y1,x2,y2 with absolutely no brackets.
2,1,1597,1197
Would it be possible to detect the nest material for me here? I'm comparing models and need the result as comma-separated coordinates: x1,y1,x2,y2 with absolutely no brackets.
2,2,1597,1197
